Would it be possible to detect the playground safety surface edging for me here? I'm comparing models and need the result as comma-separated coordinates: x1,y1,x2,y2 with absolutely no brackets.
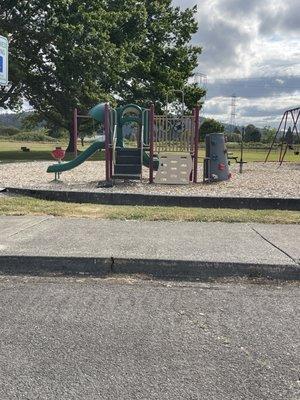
4,187,300,211
0,256,299,281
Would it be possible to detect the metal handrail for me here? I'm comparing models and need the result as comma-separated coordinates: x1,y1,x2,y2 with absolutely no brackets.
112,124,117,165
110,109,117,166
140,109,147,180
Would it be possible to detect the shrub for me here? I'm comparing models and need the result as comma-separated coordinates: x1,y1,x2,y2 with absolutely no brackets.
0,125,21,136
225,132,242,142
244,124,261,142
48,127,69,139
225,142,241,149
10,130,56,142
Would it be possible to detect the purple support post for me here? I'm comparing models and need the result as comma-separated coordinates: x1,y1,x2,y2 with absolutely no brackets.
73,108,78,158
193,105,200,183
149,104,154,184
104,103,111,183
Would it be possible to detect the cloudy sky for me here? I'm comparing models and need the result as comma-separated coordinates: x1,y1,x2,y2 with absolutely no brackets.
173,0,300,127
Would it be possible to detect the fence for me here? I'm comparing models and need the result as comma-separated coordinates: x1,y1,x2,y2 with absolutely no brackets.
153,115,195,153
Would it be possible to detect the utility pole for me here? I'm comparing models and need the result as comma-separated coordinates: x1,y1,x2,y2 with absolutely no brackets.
230,94,237,132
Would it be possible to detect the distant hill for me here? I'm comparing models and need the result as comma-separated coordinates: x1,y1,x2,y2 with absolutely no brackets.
0,112,30,128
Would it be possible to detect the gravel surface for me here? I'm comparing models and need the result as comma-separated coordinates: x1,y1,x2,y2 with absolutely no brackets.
0,160,299,198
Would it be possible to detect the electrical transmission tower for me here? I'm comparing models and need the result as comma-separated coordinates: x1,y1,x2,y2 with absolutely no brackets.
194,72,208,89
229,94,237,131
193,72,207,116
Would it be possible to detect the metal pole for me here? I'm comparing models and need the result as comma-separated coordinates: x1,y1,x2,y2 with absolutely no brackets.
291,109,300,137
193,105,200,183
279,112,288,164
104,103,111,183
73,108,78,158
109,148,113,179
280,144,288,166
149,104,154,184
265,111,285,163
240,127,244,174
295,110,300,143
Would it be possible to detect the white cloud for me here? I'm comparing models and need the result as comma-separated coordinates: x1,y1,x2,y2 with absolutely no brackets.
174,0,300,126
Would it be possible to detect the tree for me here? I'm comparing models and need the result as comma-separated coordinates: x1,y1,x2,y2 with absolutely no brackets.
77,118,101,146
181,84,206,113
199,118,224,141
0,0,204,151
261,126,276,144
115,1,205,111
244,124,261,142
225,132,242,143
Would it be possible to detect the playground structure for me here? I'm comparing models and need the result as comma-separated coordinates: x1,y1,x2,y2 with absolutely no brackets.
48,102,200,185
203,133,231,183
265,107,300,165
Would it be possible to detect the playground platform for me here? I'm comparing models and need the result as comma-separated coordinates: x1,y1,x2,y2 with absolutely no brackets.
0,216,299,280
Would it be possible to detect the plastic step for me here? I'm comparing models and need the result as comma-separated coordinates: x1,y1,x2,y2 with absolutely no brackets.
116,148,141,157
114,164,142,175
116,155,141,165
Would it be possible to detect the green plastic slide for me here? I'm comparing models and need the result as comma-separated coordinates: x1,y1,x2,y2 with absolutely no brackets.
47,141,105,173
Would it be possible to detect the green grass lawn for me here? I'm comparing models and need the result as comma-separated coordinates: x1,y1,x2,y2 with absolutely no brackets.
0,195,299,224
225,148,299,163
0,140,299,163
0,140,104,162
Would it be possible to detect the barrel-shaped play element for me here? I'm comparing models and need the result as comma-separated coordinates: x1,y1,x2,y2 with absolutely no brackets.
89,103,106,123
204,133,230,182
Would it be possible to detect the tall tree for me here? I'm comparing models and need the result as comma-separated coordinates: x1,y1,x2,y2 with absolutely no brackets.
200,118,224,141
244,124,261,142
261,126,276,144
0,0,203,151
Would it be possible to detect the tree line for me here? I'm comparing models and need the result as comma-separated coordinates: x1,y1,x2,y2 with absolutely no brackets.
200,118,281,143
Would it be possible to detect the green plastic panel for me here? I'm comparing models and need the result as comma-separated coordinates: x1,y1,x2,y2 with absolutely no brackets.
89,103,106,123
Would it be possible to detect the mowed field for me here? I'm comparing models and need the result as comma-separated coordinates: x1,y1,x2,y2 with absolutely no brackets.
0,140,299,163
0,141,105,162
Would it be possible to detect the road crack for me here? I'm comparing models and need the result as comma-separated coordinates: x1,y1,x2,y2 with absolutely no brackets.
250,225,299,266
7,216,54,238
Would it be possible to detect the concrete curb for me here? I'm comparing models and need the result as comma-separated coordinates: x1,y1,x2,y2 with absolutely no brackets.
0,255,299,281
5,187,300,210
0,256,111,276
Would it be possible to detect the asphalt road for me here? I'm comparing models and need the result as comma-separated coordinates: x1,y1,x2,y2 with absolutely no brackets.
0,275,299,400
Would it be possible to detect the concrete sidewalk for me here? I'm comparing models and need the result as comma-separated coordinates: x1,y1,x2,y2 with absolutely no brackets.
0,216,299,279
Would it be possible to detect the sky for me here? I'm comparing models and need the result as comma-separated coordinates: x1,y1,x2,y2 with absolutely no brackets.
173,0,300,127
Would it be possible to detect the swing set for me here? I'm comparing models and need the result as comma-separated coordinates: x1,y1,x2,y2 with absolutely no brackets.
265,107,300,165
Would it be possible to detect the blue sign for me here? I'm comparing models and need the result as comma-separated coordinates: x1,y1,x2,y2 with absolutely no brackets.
0,36,8,86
